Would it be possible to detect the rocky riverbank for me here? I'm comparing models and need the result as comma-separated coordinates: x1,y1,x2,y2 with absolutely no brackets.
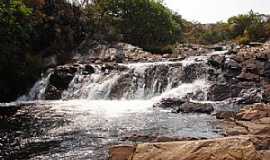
109,103,270,160
108,41,270,160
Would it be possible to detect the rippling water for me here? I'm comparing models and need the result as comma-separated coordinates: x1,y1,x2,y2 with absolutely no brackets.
0,100,221,160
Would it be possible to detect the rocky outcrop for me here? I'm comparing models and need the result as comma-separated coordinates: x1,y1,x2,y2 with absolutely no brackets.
207,42,270,104
109,136,266,160
219,103,270,136
110,103,270,160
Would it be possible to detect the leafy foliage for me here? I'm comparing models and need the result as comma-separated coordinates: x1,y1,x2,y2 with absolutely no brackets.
185,10,270,44
85,0,183,52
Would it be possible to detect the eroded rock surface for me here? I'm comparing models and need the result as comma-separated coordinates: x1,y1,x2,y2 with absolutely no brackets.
109,136,265,160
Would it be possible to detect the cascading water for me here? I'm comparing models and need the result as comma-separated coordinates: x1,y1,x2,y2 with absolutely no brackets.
21,51,219,101
3,51,227,160
17,72,53,101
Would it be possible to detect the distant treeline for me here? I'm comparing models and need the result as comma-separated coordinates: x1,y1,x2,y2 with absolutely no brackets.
0,0,270,102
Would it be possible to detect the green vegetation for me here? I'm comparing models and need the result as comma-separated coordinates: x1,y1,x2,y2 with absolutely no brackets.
0,0,85,102
0,0,39,102
187,11,270,44
85,0,183,52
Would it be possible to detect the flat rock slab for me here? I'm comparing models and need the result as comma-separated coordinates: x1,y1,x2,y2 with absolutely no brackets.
109,136,264,160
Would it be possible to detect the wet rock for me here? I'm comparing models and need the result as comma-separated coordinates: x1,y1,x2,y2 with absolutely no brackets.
216,111,236,120
237,72,260,82
153,98,185,109
110,136,263,160
207,54,225,68
207,84,242,101
49,68,75,90
181,63,207,83
144,65,170,94
177,102,214,114
82,65,95,75
109,71,134,99
44,85,62,100
224,58,241,70
236,88,262,104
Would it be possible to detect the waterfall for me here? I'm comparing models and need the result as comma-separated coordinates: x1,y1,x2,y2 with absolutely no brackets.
19,51,227,101
17,72,53,101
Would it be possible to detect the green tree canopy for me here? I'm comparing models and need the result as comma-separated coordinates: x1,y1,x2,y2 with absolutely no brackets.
85,0,183,52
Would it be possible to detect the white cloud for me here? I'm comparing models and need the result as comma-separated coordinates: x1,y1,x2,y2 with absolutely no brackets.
164,0,270,23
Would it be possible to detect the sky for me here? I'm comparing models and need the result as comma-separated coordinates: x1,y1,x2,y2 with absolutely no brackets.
164,0,270,23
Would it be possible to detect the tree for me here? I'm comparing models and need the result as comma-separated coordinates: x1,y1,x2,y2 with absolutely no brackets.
85,0,183,52
227,10,267,43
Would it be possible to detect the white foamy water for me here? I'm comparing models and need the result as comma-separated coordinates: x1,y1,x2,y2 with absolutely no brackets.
17,72,52,101
153,79,210,102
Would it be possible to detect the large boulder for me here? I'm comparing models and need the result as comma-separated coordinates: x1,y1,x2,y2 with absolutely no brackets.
44,65,78,100
109,136,264,160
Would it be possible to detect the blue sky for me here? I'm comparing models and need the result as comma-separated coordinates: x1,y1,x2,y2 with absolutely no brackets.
164,0,270,23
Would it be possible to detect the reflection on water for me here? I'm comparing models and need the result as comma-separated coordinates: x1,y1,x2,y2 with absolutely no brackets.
0,100,221,160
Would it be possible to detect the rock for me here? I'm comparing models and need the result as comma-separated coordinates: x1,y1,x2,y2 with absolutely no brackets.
101,63,116,72
49,68,75,90
82,65,95,75
236,88,262,104
153,97,185,109
261,150,270,160
110,136,263,160
236,104,270,121
255,51,269,61
237,72,260,82
44,85,62,100
44,66,76,100
221,103,270,136
121,135,201,143
209,45,224,51
109,145,135,160
207,54,225,68
216,111,236,119
207,84,242,101
263,61,270,77
224,58,242,72
262,84,270,102
181,63,207,83
177,102,214,114
249,42,263,47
